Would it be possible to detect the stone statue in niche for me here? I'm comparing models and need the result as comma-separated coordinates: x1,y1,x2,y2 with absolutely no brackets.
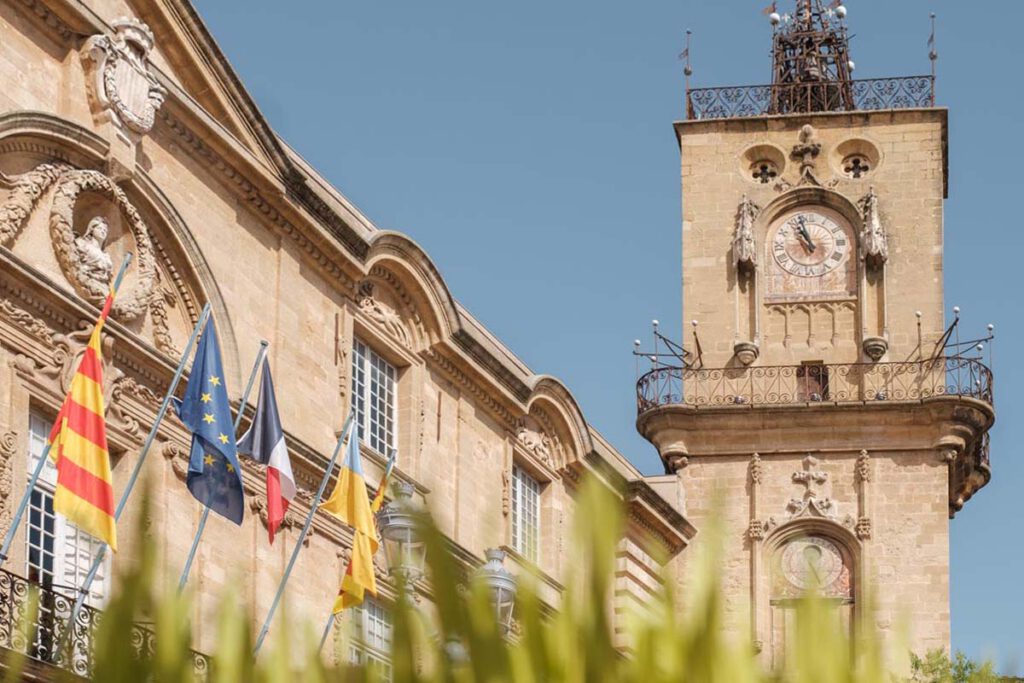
859,187,888,269
733,195,759,273
74,217,114,291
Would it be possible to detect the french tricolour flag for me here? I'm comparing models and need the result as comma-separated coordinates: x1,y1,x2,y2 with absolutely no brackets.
238,358,295,544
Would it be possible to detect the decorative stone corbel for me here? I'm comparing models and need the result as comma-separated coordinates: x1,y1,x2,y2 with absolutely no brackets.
862,336,888,362
666,453,689,472
733,195,759,274
859,187,888,269
733,341,759,366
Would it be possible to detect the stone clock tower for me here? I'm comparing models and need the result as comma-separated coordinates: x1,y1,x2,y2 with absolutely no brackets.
637,0,994,667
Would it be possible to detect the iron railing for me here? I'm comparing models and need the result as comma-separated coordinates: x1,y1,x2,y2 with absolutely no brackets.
685,75,935,120
0,567,211,678
636,356,992,414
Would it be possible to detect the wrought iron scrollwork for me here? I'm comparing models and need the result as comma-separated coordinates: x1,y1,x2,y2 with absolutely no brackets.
637,356,992,413
685,76,935,120
0,568,211,678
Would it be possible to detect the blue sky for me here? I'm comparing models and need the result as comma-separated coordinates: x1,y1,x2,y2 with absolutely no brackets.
192,0,1021,669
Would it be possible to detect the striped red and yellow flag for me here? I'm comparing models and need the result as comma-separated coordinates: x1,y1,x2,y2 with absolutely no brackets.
47,288,118,551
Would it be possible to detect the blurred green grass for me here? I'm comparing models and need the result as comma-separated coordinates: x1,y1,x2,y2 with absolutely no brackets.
4,478,999,682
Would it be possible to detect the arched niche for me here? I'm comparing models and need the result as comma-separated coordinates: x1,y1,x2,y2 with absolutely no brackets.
0,111,240,382
762,519,861,669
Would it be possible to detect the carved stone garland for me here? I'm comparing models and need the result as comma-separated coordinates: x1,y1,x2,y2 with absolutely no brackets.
49,169,157,318
0,163,158,320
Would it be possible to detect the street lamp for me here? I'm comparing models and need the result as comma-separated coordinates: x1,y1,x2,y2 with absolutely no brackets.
376,481,425,583
474,548,517,636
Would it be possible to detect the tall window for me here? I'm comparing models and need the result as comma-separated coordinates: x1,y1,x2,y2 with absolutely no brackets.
348,598,392,681
352,339,397,455
25,411,108,606
511,465,541,563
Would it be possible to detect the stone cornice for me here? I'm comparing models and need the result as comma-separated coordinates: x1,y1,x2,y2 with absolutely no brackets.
626,480,697,556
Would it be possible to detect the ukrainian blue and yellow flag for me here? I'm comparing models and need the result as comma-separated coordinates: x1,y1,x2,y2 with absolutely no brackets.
174,318,245,524
320,422,378,611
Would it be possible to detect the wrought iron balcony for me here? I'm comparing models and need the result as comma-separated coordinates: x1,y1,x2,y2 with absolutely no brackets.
0,567,210,678
636,356,992,415
684,75,935,120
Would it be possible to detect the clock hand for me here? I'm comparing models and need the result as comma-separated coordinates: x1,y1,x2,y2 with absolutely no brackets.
796,217,816,252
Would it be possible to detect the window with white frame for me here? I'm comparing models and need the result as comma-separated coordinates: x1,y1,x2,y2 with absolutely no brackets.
511,464,541,563
352,339,397,455
348,598,393,681
25,411,109,608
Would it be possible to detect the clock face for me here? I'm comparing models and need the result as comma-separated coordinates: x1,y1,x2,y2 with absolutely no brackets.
771,211,850,277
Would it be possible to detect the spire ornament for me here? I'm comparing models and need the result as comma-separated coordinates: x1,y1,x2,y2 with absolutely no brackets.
770,1,854,114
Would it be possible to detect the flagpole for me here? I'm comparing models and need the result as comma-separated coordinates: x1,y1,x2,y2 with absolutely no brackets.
0,254,134,567
56,301,212,662
178,340,269,591
253,412,355,655
318,612,337,653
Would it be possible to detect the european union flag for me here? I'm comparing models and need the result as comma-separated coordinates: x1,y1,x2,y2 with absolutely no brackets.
174,318,245,524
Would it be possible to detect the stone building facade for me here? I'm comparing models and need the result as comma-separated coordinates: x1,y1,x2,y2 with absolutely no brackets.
0,0,693,675
0,0,995,678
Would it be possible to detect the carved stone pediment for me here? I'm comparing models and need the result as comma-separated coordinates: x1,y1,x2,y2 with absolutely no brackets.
83,18,166,135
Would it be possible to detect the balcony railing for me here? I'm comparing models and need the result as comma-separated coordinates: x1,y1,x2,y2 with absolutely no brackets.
0,567,210,678
685,75,935,120
636,356,992,415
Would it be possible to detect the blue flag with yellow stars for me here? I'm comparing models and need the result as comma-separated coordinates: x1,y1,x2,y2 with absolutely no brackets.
173,318,245,524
